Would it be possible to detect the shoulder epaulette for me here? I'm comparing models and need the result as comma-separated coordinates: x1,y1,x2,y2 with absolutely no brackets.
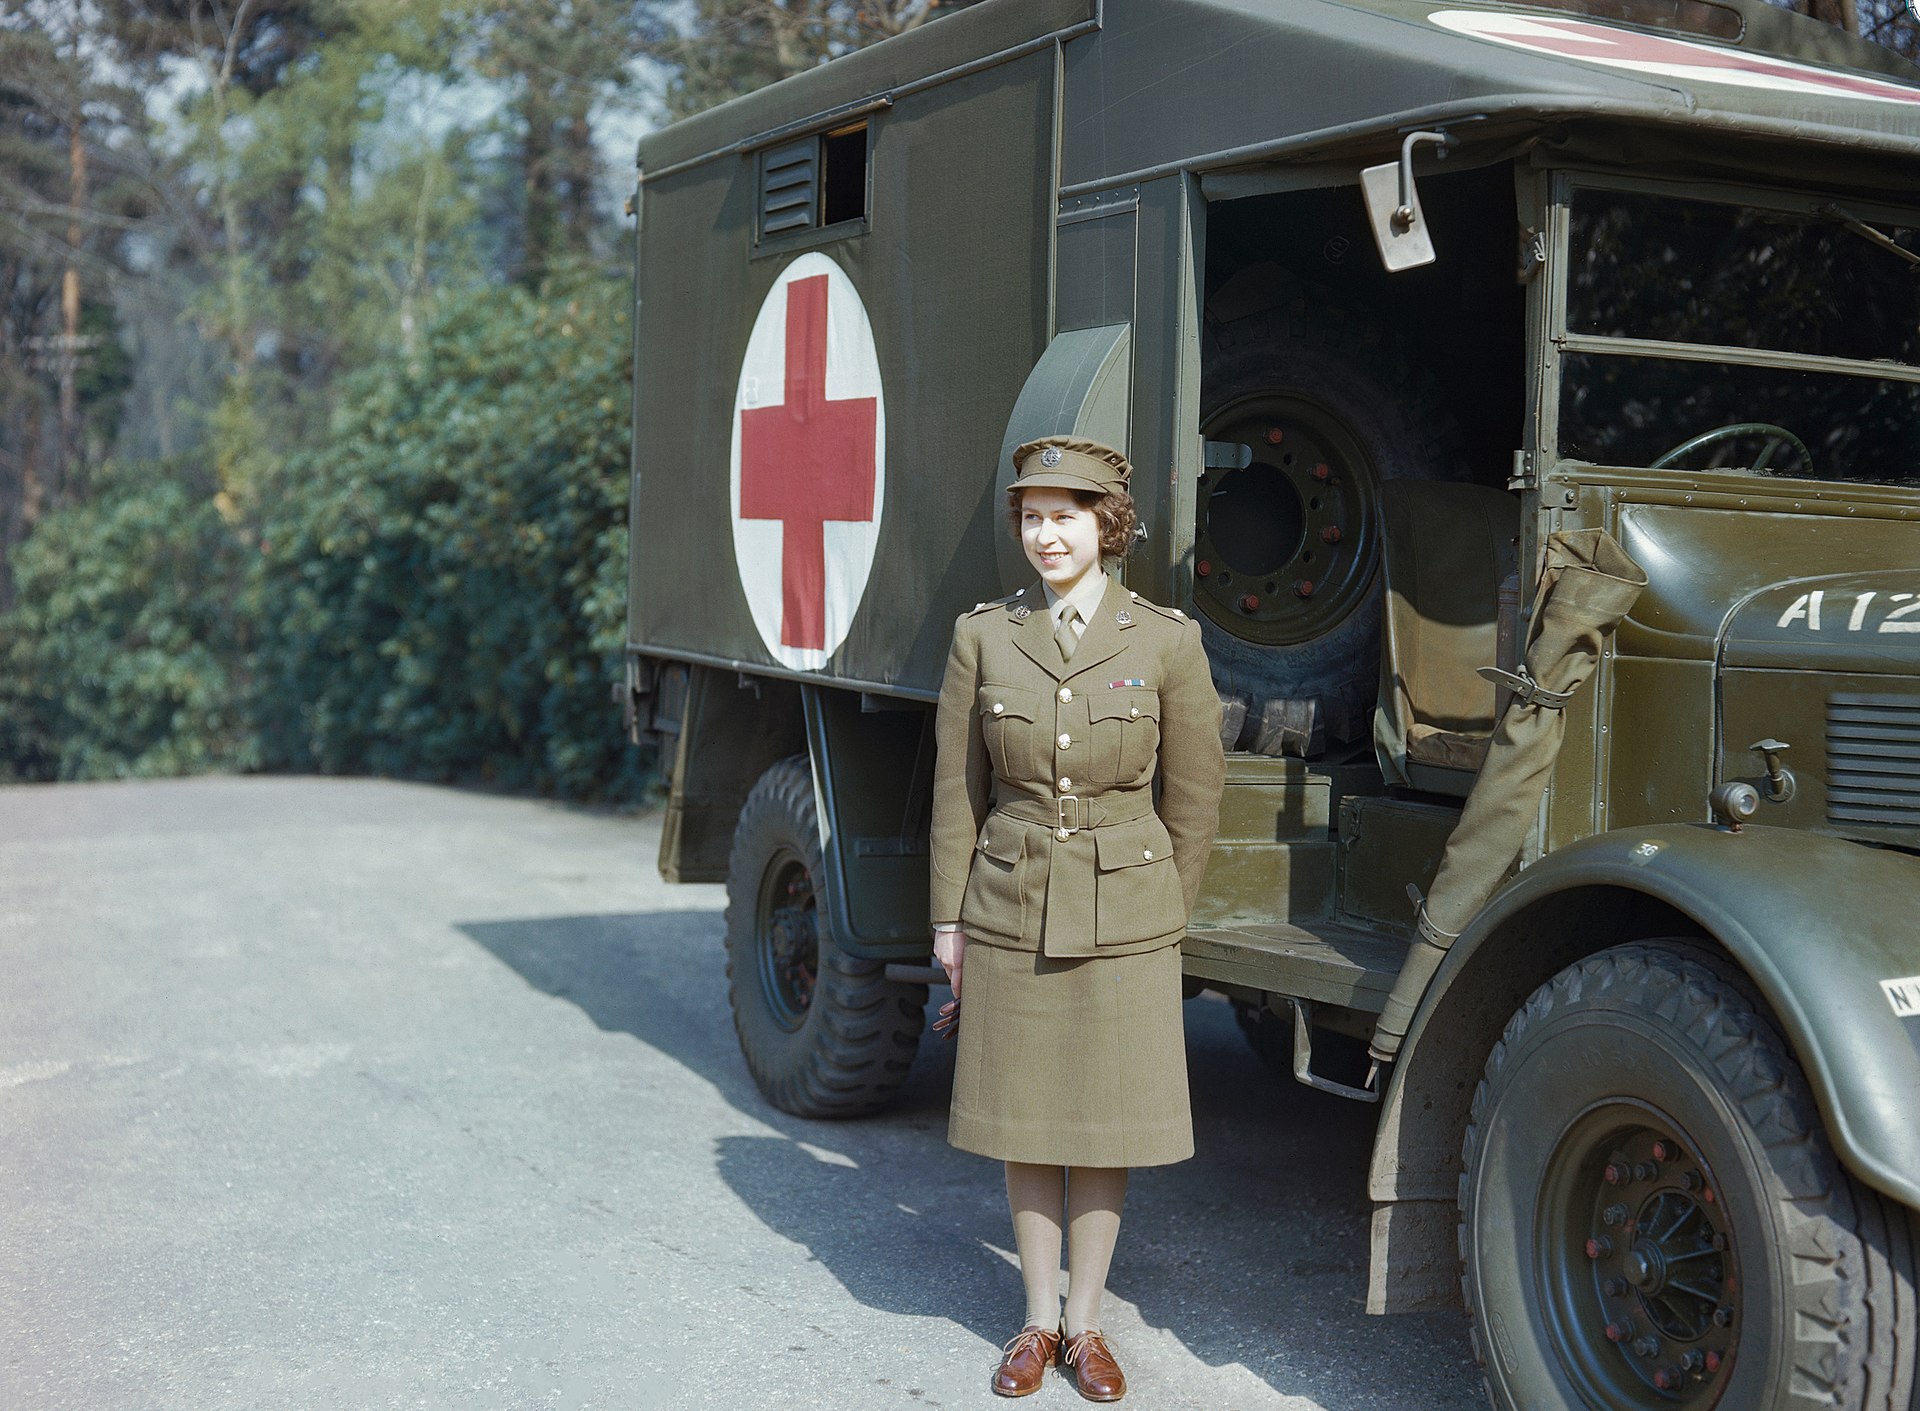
1124,589,1190,626
968,588,1030,616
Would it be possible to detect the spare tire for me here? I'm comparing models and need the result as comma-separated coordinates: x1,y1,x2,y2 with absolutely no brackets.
1196,274,1467,744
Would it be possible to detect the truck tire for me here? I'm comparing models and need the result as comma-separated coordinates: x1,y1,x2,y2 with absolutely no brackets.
1459,942,1918,1411
723,756,926,1118
1198,277,1467,744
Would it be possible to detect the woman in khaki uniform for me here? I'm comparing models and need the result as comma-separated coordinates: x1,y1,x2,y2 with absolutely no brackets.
930,436,1225,1401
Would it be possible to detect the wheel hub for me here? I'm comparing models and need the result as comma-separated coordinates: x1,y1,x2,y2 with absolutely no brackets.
756,853,819,1031
1193,393,1380,646
1544,1116,1739,1407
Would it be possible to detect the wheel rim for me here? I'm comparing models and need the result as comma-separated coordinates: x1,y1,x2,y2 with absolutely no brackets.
755,848,819,1032
1536,1104,1740,1407
1193,392,1382,645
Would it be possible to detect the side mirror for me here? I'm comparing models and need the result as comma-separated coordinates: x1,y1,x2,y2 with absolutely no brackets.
1360,131,1453,272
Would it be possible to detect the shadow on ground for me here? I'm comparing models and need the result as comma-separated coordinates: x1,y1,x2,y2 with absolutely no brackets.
460,912,1481,1408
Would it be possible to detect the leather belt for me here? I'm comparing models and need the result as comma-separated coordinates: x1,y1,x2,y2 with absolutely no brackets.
992,789,1155,841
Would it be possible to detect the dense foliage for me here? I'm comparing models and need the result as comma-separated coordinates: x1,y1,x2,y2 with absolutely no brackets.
0,458,253,781
250,270,642,797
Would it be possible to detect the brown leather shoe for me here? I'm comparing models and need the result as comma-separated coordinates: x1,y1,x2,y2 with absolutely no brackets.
1061,1329,1126,1401
990,1323,1061,1397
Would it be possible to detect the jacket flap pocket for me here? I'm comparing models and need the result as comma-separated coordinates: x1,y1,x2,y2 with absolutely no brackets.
978,684,1038,722
1094,816,1174,870
975,825,1024,865
1089,688,1160,723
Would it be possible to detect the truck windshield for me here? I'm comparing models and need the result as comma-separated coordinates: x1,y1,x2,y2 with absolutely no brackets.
1557,186,1920,486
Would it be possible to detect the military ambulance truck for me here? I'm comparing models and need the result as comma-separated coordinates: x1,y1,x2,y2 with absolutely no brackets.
622,1,1920,1405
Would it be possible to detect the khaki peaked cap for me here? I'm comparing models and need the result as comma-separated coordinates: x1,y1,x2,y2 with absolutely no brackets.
1010,436,1133,497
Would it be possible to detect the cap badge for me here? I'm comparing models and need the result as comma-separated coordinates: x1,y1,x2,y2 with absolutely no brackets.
1039,446,1063,468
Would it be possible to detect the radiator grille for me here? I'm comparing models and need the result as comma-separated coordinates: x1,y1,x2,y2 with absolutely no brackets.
1827,693,1920,828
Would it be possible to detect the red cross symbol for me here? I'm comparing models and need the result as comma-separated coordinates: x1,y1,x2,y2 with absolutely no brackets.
1479,17,1920,103
738,275,879,651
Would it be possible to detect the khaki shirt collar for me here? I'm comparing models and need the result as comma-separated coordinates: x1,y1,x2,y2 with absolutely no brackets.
1040,570,1111,631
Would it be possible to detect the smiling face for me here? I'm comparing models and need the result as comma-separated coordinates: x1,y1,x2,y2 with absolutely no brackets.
1018,487,1103,597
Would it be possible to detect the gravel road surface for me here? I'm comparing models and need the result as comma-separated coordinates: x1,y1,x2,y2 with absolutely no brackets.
0,776,1483,1410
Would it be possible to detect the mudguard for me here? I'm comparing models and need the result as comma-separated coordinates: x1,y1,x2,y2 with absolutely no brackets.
1394,821,1920,1209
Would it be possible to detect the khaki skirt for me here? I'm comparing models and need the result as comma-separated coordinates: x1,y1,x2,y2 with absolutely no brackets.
947,938,1193,1168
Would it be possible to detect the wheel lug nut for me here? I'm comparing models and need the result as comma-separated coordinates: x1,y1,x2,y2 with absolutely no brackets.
1266,426,1285,444
1703,1186,1715,1204
1651,1140,1675,1161
1603,1203,1628,1227
1712,1233,1727,1251
1197,559,1212,579
1586,1236,1614,1259
1681,1350,1705,1372
1603,1162,1629,1185
1681,1170,1702,1191
1604,1320,1631,1343
1654,1368,1679,1390
1603,1278,1627,1297
1634,1335,1661,1359
1705,1349,1723,1372
1319,524,1343,543
1713,1306,1733,1327
1635,1161,1659,1182
1239,593,1261,612
1294,579,1315,598
1311,461,1331,481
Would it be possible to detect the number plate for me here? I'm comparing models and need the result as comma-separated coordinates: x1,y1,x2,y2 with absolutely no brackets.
1881,975,1920,1019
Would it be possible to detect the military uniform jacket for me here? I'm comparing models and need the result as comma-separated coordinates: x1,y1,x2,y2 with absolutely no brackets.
930,576,1226,959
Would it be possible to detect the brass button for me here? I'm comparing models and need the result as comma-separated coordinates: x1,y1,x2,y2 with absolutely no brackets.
1057,733,1072,749
992,702,1005,715
1058,687,1072,703
1143,849,1153,860
1129,705,1140,718
1058,777,1072,791
1057,827,1071,841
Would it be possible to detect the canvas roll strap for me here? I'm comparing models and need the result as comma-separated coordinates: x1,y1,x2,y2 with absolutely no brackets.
1476,664,1576,711
1369,529,1648,1063
990,789,1158,958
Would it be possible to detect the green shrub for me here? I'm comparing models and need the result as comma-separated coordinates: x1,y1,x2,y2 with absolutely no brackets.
0,459,254,782
251,266,648,799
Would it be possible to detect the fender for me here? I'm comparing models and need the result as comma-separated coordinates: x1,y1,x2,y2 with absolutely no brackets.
1366,821,1920,1312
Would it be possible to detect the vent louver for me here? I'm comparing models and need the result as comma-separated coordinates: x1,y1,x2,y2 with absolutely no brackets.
759,138,816,237
1826,693,1920,828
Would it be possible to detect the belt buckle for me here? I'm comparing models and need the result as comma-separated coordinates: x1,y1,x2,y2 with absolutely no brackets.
1056,794,1083,840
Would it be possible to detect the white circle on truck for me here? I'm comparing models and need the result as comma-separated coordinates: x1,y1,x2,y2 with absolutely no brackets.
730,252,887,672
1430,9,1920,105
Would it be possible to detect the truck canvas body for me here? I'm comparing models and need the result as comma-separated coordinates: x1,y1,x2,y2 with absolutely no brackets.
623,3,1920,1406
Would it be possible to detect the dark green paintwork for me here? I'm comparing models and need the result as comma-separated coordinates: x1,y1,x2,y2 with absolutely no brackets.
1395,823,1920,1208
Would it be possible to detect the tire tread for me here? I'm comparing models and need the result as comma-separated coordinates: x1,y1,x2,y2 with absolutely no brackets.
1457,942,1917,1410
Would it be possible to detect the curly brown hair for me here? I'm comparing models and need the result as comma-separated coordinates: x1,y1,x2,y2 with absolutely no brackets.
1006,486,1139,558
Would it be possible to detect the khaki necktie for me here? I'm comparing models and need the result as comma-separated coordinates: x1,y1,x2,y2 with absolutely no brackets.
1054,605,1080,663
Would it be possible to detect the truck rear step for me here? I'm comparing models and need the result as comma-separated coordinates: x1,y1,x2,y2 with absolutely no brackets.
1182,920,1410,1013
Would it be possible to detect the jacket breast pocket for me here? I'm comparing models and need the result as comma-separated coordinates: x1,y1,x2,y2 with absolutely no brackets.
961,823,1026,941
1088,689,1161,784
978,683,1039,782
1092,816,1184,946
